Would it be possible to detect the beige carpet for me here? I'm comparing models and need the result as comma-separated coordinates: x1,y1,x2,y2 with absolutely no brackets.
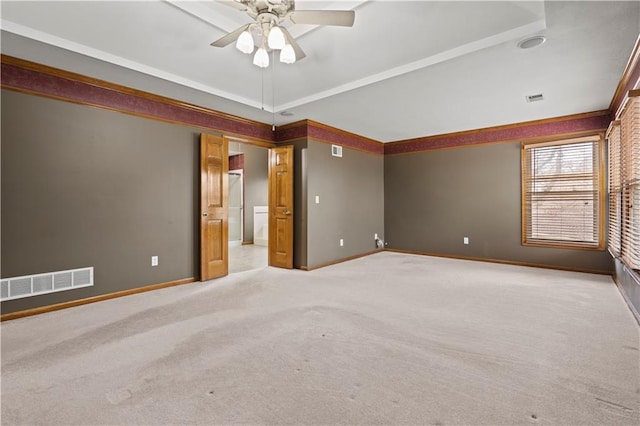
1,252,638,425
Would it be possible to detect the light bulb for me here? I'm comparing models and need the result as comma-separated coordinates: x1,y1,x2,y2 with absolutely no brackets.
253,47,269,68
267,26,286,50
279,44,296,64
236,30,254,54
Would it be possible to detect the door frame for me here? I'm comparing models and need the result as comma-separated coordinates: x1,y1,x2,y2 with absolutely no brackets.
200,137,294,278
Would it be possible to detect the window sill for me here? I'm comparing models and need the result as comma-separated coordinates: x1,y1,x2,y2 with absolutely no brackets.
522,240,605,251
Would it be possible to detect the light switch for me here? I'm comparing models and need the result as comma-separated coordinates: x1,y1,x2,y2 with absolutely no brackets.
315,195,320,204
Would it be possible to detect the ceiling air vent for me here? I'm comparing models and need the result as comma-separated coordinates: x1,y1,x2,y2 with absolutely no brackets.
525,93,544,103
517,36,546,49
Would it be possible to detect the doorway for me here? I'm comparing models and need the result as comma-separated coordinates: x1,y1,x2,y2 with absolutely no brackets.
227,144,269,273
201,135,293,277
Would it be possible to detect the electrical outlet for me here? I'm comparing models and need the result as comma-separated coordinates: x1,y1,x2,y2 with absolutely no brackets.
463,237,469,245
151,256,158,266
340,239,344,247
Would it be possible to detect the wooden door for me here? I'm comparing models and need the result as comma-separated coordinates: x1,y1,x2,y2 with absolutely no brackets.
200,133,228,280
268,145,294,269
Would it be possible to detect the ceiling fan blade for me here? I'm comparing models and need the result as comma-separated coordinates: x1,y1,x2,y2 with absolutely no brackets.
281,27,306,61
210,24,252,48
216,0,248,11
290,10,355,27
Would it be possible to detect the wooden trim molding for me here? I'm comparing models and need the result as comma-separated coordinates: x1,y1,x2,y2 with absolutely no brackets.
275,119,309,142
306,120,384,155
225,135,275,149
1,56,382,152
1,55,620,157
300,249,383,271
0,55,274,144
384,248,613,276
0,277,196,322
610,34,640,118
385,110,611,155
276,119,384,155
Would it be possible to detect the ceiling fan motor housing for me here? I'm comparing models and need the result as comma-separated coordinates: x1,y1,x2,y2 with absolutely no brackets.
245,0,294,22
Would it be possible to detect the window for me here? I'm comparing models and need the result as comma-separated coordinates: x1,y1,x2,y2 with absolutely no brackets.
608,121,622,256
522,135,605,249
615,95,640,268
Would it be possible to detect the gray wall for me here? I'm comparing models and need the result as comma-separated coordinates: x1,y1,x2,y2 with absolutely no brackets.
384,142,612,273
242,145,268,244
2,88,614,316
1,90,206,314
306,140,384,267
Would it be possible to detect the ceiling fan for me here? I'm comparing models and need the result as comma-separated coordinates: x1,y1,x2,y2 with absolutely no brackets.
211,0,355,67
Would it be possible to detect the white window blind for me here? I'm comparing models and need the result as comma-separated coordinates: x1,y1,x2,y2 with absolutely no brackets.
522,135,604,248
608,121,622,256
620,96,640,268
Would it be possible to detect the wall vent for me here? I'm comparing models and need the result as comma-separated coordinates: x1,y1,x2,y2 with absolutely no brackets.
331,145,343,158
525,93,544,103
0,267,93,302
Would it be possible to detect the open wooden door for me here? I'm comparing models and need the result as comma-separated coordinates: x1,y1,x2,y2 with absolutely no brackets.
200,133,228,281
268,145,294,269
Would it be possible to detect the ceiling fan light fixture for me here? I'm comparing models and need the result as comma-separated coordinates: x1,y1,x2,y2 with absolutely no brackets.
236,30,254,54
280,44,296,64
267,25,286,50
253,47,269,68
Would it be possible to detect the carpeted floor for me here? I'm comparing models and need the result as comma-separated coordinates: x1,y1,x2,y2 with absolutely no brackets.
1,252,638,425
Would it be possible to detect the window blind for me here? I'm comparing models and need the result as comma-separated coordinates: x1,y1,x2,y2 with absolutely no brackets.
620,96,640,268
523,135,603,248
608,121,622,256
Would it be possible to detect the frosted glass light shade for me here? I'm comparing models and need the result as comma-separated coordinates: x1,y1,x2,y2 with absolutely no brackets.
236,31,254,54
280,44,296,64
253,47,269,68
267,26,286,50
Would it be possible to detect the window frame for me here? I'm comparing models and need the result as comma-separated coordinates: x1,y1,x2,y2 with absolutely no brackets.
521,133,606,250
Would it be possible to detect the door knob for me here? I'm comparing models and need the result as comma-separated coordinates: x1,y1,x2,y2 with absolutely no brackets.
202,212,208,216
284,210,292,215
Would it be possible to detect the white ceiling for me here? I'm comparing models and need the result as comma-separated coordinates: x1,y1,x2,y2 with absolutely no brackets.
1,1,639,142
